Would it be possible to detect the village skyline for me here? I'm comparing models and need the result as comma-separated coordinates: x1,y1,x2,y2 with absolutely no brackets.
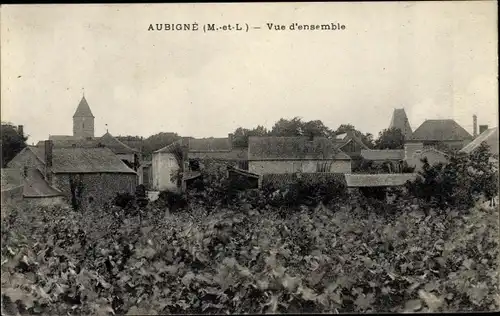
1,2,498,144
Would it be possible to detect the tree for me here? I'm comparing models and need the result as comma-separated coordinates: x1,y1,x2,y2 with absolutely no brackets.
1,123,28,167
375,127,405,149
141,132,182,159
232,126,268,147
233,118,334,147
269,117,304,137
406,142,498,209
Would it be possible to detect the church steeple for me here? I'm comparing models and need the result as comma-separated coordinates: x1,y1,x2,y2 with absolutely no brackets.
73,94,95,138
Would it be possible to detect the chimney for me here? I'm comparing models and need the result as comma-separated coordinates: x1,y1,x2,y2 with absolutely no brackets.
228,133,233,150
17,125,24,138
473,115,477,137
44,140,53,184
479,125,489,135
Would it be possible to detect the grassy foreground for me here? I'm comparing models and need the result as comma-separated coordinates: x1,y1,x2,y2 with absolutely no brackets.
1,199,499,315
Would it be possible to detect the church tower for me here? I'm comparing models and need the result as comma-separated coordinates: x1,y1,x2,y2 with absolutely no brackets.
73,95,95,138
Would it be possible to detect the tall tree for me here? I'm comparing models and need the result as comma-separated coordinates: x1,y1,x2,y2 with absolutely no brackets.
269,117,304,137
375,127,405,149
1,123,28,167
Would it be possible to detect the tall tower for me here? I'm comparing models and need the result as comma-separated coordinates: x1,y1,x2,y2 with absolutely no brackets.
389,108,413,140
73,95,95,138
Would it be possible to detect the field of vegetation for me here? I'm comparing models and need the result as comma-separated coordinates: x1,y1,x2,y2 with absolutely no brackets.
1,145,499,315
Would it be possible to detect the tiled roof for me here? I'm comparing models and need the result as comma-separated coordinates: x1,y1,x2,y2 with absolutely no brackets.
188,137,231,152
38,133,140,154
49,135,85,141
1,168,23,191
73,96,94,117
154,140,183,154
389,108,413,139
333,131,370,150
411,119,472,141
459,127,498,155
345,173,417,187
361,149,404,161
37,139,98,149
98,132,139,154
28,147,136,174
248,136,350,161
23,168,64,197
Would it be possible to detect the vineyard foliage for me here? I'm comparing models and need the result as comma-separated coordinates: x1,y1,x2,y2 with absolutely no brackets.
1,195,499,315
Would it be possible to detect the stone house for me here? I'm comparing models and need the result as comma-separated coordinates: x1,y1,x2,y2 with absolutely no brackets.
38,131,142,183
152,134,247,191
7,141,137,209
408,119,472,151
247,136,352,176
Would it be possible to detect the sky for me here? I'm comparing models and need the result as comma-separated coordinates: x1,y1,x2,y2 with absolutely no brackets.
1,2,498,144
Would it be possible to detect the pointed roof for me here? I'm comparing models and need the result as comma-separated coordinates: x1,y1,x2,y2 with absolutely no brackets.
411,119,472,141
73,96,94,118
98,132,139,154
389,108,412,139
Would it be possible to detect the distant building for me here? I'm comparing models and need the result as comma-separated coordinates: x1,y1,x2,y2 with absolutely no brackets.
404,143,449,173
151,134,247,191
460,127,498,157
247,136,352,175
360,149,405,173
140,161,153,190
408,119,473,151
360,142,448,173
389,108,413,140
331,130,370,160
7,141,137,209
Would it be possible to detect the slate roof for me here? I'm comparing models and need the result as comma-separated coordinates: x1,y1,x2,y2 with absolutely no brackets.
73,96,94,118
28,147,136,174
360,149,405,161
389,108,413,139
411,119,472,141
459,127,498,156
248,136,351,161
23,168,64,198
345,173,417,187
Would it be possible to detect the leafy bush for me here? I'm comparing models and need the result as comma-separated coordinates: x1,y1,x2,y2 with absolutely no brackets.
1,199,498,315
113,192,135,208
406,143,498,210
